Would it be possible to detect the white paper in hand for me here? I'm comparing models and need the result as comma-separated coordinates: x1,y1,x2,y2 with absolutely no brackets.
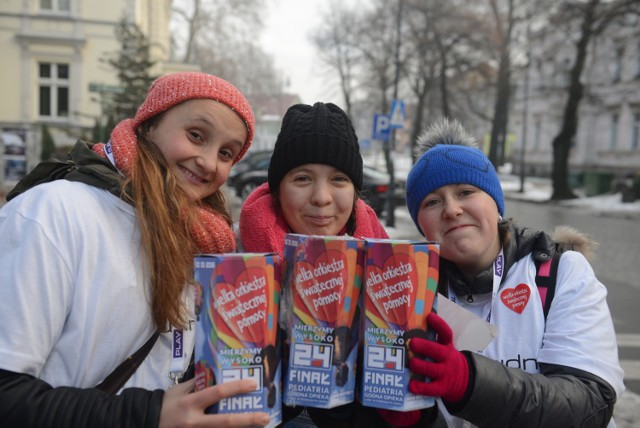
437,294,498,352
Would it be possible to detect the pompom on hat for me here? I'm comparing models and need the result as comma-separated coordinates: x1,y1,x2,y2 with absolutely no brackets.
133,71,255,163
268,102,363,191
406,119,504,235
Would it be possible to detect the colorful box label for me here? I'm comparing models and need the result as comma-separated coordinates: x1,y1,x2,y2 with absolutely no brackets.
282,234,364,408
360,239,439,411
194,253,282,427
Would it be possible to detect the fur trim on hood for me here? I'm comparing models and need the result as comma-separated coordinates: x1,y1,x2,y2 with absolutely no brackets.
551,225,598,261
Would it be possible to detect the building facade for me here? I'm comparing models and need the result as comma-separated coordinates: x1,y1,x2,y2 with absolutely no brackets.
510,14,640,194
0,0,192,192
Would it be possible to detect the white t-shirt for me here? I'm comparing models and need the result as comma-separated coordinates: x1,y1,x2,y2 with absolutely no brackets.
0,180,194,391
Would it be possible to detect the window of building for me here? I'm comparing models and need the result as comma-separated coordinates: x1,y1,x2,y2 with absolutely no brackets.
534,120,541,150
632,112,640,150
609,113,619,149
612,46,624,83
40,0,70,12
39,62,69,118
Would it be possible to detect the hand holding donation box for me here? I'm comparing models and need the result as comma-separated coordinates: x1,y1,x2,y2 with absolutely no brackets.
360,239,439,411
200,238,494,417
194,253,282,428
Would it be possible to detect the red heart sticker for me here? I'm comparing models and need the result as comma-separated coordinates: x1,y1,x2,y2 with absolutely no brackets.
294,248,348,324
500,283,531,314
365,252,418,327
213,266,268,344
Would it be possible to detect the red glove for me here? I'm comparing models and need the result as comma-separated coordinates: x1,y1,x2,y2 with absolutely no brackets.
377,408,421,427
408,312,469,402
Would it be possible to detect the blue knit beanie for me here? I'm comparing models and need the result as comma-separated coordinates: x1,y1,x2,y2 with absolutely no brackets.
406,143,504,234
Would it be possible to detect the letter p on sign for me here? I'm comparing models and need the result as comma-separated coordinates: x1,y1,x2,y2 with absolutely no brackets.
372,114,390,142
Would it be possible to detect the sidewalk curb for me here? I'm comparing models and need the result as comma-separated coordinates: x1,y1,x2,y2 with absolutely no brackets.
503,192,640,221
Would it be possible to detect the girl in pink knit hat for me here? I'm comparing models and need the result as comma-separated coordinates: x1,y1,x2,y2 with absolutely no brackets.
239,102,389,426
0,72,270,427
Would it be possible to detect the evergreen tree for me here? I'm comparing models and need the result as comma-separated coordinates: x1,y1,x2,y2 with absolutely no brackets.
102,18,156,123
104,114,117,141
91,118,102,143
91,114,116,143
40,124,55,160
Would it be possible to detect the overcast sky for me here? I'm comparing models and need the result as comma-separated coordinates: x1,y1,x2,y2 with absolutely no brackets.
260,0,357,106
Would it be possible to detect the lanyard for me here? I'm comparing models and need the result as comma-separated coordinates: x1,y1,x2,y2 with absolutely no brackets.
448,248,504,323
169,328,185,384
104,140,116,167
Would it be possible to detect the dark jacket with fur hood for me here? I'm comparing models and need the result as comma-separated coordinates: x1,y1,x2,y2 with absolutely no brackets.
414,222,616,428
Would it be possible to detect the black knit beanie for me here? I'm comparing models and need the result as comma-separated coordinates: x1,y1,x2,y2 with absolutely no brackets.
268,102,363,192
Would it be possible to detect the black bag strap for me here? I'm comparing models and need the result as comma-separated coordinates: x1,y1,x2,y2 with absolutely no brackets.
534,252,561,321
6,140,122,202
96,330,160,395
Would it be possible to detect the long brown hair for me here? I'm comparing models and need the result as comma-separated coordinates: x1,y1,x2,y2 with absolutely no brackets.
123,118,233,331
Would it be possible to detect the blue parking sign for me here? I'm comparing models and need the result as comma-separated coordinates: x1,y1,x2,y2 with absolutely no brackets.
372,114,390,142
389,99,406,129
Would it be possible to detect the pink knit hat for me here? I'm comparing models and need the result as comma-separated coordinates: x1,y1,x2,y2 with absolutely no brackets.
133,72,255,163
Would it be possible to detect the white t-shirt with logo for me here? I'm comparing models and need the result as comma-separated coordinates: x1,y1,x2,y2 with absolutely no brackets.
0,180,194,391
460,252,623,389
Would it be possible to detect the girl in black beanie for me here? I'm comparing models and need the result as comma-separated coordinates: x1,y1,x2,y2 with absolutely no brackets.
239,102,389,427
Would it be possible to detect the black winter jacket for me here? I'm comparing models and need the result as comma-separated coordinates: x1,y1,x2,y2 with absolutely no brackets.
0,140,165,428
0,370,163,428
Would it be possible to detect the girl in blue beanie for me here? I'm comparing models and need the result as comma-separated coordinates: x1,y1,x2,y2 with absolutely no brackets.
381,119,623,427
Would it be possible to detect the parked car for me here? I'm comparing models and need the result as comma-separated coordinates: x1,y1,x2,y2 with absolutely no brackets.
227,150,272,197
360,165,406,215
230,154,404,215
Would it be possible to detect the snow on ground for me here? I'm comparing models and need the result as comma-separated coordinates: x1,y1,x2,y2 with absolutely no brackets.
500,174,640,219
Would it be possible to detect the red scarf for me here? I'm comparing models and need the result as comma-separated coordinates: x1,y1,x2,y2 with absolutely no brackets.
239,183,388,260
92,119,236,254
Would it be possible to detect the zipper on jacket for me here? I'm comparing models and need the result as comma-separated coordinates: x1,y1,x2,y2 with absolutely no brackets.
466,292,473,303
51,164,77,180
